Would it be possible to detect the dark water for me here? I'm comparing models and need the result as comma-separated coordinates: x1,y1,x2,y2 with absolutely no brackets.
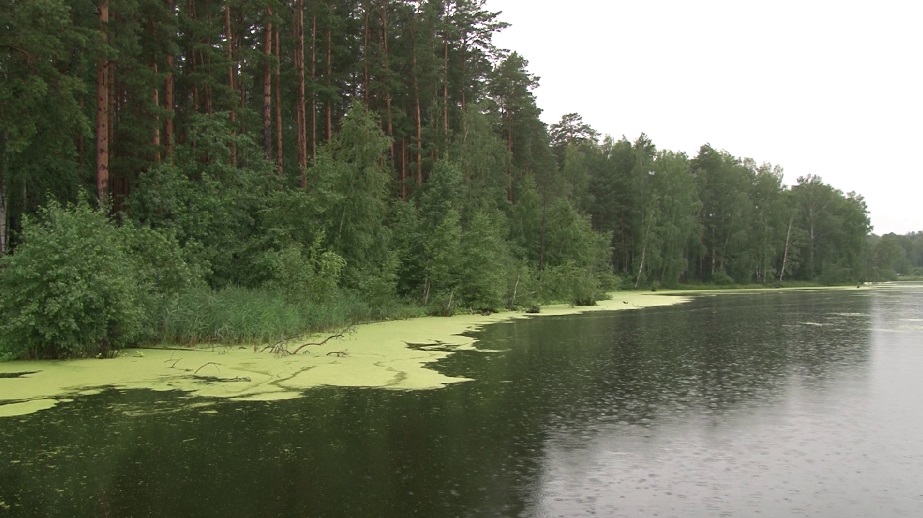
2,285,923,517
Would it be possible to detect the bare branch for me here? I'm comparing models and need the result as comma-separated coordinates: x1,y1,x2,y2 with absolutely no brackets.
260,335,297,354
194,362,221,375
260,326,354,356
290,326,353,355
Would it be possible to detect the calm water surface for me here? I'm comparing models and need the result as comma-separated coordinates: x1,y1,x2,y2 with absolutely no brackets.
2,285,922,517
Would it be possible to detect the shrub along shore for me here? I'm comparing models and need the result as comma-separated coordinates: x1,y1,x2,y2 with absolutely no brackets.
0,193,618,360
0,198,868,362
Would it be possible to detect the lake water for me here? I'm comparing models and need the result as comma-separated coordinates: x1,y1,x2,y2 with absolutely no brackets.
2,285,922,516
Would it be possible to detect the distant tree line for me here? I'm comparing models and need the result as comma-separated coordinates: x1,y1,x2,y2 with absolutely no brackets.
0,0,875,357
867,232,923,280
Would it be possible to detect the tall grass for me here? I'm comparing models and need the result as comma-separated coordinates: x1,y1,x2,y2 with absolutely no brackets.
152,287,425,346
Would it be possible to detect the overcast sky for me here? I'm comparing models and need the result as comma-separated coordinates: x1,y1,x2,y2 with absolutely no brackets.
486,0,922,235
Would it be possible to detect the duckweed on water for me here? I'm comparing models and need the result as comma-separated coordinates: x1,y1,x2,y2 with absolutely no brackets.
0,292,690,417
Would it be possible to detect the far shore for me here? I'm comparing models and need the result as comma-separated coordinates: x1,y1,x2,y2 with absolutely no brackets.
0,285,875,418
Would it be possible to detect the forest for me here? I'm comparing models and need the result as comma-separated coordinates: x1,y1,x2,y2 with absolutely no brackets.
0,0,897,359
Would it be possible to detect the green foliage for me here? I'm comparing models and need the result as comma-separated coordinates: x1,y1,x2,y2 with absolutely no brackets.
258,239,346,304
867,233,914,281
313,104,393,285
451,106,510,212
543,198,612,274
549,112,600,167
121,222,206,299
350,253,401,312
643,151,701,285
124,114,277,287
419,161,465,226
0,201,195,358
788,175,871,282
487,52,552,181
423,208,463,309
691,145,754,281
712,270,735,286
506,261,541,309
458,211,510,310
391,200,427,298
539,262,602,306
508,175,543,263
559,144,598,213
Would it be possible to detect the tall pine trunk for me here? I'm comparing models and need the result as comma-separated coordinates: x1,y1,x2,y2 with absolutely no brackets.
201,48,212,114
362,7,370,106
224,4,238,167
401,137,408,199
0,188,5,257
273,24,284,174
164,53,174,157
163,0,175,158
325,26,332,144
410,17,422,187
295,0,308,186
381,1,395,168
505,113,513,202
310,13,317,163
441,33,449,158
262,3,273,159
0,132,7,256
77,97,85,170
415,99,422,186
152,63,161,163
108,62,119,209
96,0,110,202
189,23,199,115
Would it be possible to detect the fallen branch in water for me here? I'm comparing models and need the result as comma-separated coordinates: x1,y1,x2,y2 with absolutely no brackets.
194,375,252,383
260,335,295,354
194,362,221,375
262,326,354,355
186,362,250,382
290,327,352,355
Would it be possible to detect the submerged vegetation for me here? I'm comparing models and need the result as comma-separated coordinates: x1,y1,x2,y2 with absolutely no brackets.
0,0,909,359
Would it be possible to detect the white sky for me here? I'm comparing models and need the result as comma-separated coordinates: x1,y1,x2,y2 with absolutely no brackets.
487,0,922,235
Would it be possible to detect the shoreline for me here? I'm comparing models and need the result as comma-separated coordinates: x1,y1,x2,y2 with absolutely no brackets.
6,284,888,419
0,291,691,418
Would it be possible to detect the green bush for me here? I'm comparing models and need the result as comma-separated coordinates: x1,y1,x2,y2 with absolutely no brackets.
0,202,146,358
350,256,399,310
123,114,279,288
818,262,855,286
121,222,206,304
506,262,540,309
258,239,346,303
458,211,509,311
712,270,735,286
0,201,201,358
539,262,600,306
